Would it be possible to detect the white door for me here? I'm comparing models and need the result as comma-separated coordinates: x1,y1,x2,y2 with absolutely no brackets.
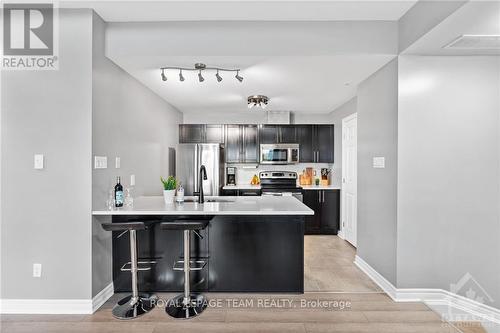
342,113,357,247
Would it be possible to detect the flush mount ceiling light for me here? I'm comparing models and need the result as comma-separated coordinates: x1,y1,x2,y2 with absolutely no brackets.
247,95,269,109
159,63,243,83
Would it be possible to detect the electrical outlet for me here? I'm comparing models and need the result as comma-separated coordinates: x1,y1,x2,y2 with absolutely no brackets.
130,174,135,186
115,157,121,169
33,263,42,278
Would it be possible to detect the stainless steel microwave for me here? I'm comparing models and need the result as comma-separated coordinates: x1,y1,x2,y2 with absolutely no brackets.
260,144,300,165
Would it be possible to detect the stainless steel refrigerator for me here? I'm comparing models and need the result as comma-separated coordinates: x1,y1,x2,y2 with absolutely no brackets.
176,144,225,196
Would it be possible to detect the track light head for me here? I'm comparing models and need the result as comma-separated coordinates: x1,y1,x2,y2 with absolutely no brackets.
161,69,167,81
216,70,223,82
198,70,205,82
235,70,243,82
179,70,185,82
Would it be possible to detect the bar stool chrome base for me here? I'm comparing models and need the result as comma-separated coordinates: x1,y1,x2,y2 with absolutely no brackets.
165,293,207,319
112,293,156,320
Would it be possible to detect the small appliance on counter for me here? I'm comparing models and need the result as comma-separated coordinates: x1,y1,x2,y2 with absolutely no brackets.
226,167,236,186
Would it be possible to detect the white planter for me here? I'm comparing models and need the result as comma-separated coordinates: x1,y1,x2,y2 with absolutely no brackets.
163,190,176,204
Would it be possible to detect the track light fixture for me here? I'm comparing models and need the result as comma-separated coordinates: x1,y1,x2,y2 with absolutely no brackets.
159,63,243,83
247,95,269,109
235,70,244,82
198,70,205,82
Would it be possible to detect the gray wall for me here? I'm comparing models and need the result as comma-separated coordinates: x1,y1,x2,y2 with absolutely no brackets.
356,59,399,285
397,56,500,308
91,13,183,296
1,10,93,299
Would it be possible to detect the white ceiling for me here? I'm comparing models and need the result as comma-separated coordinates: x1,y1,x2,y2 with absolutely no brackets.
61,0,417,22
113,55,395,114
105,19,399,114
403,1,500,55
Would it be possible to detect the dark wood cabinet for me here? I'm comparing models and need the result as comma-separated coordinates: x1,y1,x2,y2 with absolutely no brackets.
259,125,297,144
303,189,340,235
279,125,297,143
315,125,335,163
259,125,279,144
296,125,314,163
179,124,224,144
242,125,259,163
225,125,242,163
303,190,321,233
205,124,224,143
179,123,333,163
224,125,259,163
179,124,205,143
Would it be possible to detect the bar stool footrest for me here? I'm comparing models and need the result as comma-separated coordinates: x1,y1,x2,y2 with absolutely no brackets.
173,260,206,271
120,260,157,272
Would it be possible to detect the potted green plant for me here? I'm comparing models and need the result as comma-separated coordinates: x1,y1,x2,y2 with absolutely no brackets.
161,176,177,204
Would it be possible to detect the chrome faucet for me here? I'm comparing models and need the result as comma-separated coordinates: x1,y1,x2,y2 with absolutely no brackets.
193,165,208,203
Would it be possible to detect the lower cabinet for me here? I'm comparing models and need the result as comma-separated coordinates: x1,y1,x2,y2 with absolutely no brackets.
303,189,340,235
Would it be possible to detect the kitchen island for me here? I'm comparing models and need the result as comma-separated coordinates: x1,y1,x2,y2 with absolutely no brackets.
93,196,313,293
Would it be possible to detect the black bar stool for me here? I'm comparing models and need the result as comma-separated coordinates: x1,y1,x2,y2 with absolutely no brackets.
101,222,156,320
161,219,210,319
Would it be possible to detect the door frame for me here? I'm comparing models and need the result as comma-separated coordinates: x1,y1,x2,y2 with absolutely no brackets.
340,113,357,247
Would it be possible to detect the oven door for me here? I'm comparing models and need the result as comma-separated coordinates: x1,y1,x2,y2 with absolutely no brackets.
260,146,289,164
262,191,303,202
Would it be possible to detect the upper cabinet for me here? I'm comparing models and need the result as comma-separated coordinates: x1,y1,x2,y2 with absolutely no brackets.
314,125,334,163
179,123,333,164
224,125,259,163
259,125,297,144
179,124,224,144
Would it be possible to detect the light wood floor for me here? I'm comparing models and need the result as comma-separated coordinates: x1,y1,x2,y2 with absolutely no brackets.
1,236,485,333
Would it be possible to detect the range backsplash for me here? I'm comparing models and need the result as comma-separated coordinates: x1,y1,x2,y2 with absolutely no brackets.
227,163,340,187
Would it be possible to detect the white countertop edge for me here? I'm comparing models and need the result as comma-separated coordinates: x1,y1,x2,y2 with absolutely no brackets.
301,186,341,190
222,185,261,190
92,210,314,216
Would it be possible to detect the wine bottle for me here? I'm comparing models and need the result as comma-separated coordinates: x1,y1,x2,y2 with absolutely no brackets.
115,176,124,207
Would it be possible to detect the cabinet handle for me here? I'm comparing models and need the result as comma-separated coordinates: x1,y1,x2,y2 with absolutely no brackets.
318,191,321,202
317,151,320,162
322,191,325,202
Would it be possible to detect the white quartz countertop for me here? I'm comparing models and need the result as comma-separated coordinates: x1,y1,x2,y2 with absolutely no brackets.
222,184,261,190
301,185,341,190
92,196,314,216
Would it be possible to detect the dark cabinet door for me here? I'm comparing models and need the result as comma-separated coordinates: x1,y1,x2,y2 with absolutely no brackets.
320,190,340,234
242,125,259,163
179,124,205,143
315,125,334,163
225,125,241,163
296,125,314,163
259,125,279,144
303,190,321,234
205,125,224,143
279,125,297,143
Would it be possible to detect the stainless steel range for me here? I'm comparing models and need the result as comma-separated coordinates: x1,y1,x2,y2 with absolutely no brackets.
259,171,303,202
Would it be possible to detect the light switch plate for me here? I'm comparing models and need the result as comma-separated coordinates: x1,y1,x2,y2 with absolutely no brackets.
33,263,42,278
115,157,121,169
34,154,44,169
94,156,107,169
373,157,385,168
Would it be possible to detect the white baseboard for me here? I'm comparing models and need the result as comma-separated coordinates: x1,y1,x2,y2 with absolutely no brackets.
0,283,114,314
337,229,345,239
354,255,500,328
92,282,114,313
